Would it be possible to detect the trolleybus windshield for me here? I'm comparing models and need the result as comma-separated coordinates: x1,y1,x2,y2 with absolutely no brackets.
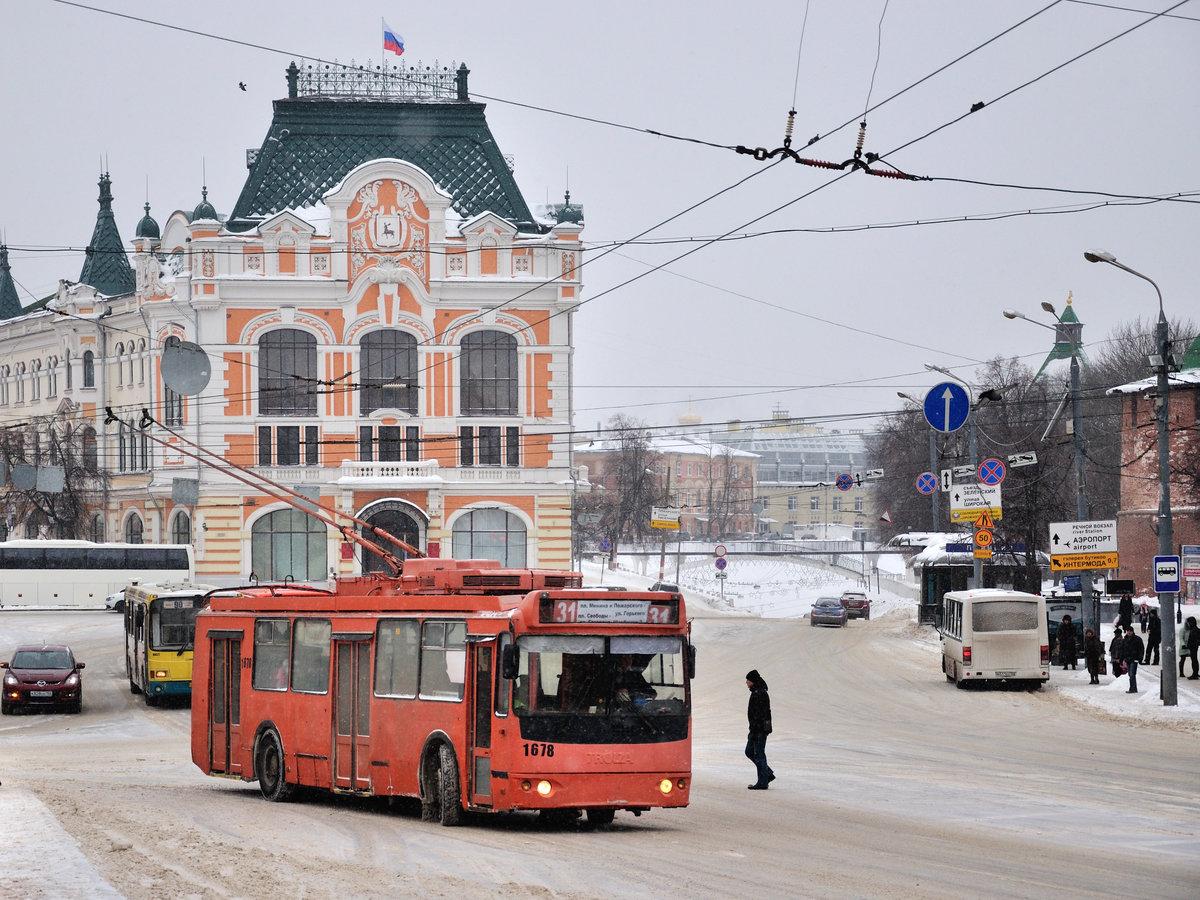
150,597,204,650
514,634,687,741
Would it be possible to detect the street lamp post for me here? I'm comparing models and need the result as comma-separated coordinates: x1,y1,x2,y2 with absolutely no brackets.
1003,305,1096,634
1085,250,1177,706
899,392,940,531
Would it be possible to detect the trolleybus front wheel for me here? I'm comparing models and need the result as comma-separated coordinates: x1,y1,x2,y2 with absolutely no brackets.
585,808,615,827
256,729,296,802
436,744,463,827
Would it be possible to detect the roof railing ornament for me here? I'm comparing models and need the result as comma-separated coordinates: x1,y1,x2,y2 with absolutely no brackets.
290,58,463,102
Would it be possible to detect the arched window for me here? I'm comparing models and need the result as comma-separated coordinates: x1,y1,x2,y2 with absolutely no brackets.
65,350,72,391
15,362,25,402
124,512,144,544
259,329,318,416
360,505,421,573
138,339,146,384
451,508,527,567
90,513,104,543
360,329,418,415
81,427,98,472
0,365,9,405
30,360,40,401
47,357,58,398
118,424,127,472
251,509,327,582
82,351,95,388
115,343,124,386
171,510,191,545
460,330,517,416
164,386,184,426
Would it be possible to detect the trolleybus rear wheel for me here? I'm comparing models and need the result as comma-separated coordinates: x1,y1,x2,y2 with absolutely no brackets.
586,808,616,827
256,729,295,802
436,744,463,827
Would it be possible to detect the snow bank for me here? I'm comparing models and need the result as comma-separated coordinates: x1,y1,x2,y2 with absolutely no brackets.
0,789,119,897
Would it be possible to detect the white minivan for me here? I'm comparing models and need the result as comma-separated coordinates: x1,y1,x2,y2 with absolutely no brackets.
940,589,1049,689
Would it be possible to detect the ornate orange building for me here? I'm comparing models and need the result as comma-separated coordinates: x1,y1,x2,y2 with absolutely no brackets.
0,61,583,580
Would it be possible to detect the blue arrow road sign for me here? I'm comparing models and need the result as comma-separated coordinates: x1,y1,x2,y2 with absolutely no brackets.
915,472,938,495
923,381,971,433
599,538,612,552
835,473,854,492
1153,555,1181,593
978,457,1006,486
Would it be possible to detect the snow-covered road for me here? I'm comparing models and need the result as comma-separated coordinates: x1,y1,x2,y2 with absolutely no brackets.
1,609,1196,898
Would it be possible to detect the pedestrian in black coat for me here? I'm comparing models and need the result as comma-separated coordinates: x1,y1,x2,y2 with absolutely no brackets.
744,669,775,790
1186,616,1200,680
1143,609,1161,665
1121,625,1145,693
1109,630,1124,676
1083,628,1103,685
1057,615,1077,669
1117,594,1134,630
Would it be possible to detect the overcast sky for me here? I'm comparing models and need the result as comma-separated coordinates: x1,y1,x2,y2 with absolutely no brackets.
2,0,1197,437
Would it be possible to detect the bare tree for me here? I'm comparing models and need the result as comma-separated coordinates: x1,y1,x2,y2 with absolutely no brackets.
573,415,662,561
706,448,747,540
1,414,105,540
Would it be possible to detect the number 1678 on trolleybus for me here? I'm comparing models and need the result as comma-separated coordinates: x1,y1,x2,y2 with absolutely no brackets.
190,560,695,827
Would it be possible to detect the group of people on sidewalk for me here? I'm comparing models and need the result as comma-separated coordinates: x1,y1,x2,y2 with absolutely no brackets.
1061,606,1200,694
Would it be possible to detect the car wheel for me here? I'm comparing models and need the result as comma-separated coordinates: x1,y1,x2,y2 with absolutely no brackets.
68,700,82,714
1,701,11,716
437,744,463,827
256,729,295,802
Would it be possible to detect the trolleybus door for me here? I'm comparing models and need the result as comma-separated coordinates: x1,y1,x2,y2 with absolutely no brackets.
467,638,495,806
209,635,242,775
332,638,371,791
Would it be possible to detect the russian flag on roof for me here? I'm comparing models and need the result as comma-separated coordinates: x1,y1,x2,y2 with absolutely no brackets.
382,19,405,56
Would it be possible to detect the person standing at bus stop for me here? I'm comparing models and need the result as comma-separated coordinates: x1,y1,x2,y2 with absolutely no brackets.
1057,615,1077,670
1121,625,1144,694
1117,594,1134,630
1143,608,1161,666
1184,616,1200,680
745,670,775,790
1083,627,1103,685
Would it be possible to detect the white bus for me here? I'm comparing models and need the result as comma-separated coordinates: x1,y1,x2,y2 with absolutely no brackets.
0,541,195,610
940,589,1050,689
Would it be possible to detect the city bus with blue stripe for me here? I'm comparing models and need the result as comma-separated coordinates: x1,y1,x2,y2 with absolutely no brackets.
124,583,212,704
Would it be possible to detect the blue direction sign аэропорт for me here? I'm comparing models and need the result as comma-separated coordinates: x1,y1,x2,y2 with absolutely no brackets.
835,473,854,492
923,381,971,434
915,472,938,495
978,457,1006,486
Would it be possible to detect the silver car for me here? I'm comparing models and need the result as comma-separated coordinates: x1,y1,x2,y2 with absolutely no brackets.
810,597,848,627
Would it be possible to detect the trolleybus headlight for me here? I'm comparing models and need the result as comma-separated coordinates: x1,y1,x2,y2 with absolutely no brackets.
152,670,168,679
536,780,553,797
659,779,673,795
521,780,532,792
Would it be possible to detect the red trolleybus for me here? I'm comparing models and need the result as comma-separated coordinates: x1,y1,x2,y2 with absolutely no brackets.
190,559,694,826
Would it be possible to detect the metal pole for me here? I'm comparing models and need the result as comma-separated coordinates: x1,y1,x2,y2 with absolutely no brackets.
928,430,940,530
1069,354,1097,634
969,414,982,589
1155,311,1177,705
658,466,671,583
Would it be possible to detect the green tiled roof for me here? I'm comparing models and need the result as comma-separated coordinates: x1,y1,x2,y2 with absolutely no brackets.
0,244,24,320
78,173,135,296
228,97,538,232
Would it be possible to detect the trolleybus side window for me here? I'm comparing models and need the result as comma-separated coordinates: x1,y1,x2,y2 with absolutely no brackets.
419,621,467,700
253,619,291,691
374,619,419,698
291,619,332,694
495,632,512,715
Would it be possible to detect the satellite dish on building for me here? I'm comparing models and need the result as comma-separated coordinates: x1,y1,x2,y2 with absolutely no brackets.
160,336,212,396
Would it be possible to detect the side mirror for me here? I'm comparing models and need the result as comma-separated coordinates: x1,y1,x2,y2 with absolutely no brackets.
76,662,86,670
0,662,8,669
685,643,696,680
501,644,518,680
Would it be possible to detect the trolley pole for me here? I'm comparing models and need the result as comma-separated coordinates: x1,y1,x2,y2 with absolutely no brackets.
657,466,671,583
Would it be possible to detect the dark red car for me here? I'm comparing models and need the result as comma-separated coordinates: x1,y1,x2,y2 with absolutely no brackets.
1,645,85,714
840,590,871,620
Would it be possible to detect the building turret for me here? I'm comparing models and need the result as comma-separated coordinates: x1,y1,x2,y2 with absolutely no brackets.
78,172,135,296
135,202,161,240
192,186,219,222
0,243,24,320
